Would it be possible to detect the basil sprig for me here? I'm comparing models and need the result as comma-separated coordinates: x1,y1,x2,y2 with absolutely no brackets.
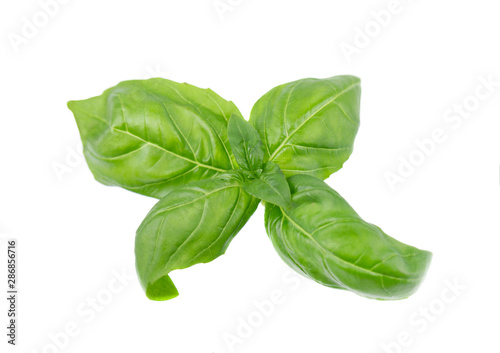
68,76,431,301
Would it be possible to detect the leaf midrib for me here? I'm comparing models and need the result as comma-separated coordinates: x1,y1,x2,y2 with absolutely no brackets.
279,209,422,282
113,127,228,173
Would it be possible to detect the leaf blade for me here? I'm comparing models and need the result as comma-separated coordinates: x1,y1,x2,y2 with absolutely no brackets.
265,175,432,300
227,114,265,171
250,75,361,180
135,177,259,301
68,78,241,198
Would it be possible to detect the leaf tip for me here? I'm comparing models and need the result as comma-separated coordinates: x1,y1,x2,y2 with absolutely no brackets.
145,275,179,301
66,100,77,111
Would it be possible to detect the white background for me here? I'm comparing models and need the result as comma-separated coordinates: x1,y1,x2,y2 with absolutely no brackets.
1,0,499,352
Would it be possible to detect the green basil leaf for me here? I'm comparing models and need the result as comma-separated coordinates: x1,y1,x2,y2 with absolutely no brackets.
243,162,292,209
227,113,265,171
68,78,241,199
135,176,259,301
250,75,361,180
265,175,432,300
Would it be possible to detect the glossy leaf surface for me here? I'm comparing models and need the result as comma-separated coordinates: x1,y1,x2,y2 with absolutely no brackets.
68,78,240,198
250,76,361,179
265,175,432,300
135,177,259,301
